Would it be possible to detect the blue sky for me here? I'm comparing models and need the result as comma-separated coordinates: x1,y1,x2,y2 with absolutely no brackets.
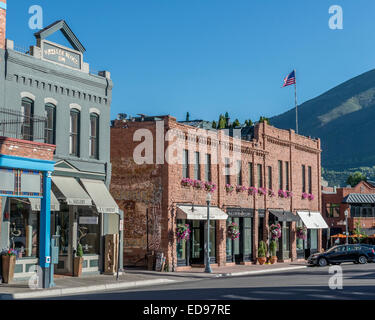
5,1,375,122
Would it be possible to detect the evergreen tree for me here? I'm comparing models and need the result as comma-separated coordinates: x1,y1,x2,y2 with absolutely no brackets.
218,114,226,129
186,112,190,122
245,119,253,127
232,119,241,128
259,116,270,125
346,172,367,187
212,120,217,129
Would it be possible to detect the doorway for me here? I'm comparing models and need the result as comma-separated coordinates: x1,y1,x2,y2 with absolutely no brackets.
190,220,216,265
226,217,253,264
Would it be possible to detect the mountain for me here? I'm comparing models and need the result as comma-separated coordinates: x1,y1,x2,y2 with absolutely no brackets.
270,69,375,172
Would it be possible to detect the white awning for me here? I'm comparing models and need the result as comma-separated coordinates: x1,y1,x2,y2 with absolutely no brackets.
52,176,92,206
297,211,329,229
29,191,60,212
80,179,119,214
177,205,228,220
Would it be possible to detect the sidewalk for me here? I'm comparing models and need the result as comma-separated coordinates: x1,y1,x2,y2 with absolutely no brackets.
0,262,308,300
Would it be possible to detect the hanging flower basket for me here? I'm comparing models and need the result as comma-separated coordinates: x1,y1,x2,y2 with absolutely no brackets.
270,223,282,240
236,185,247,193
227,223,240,240
248,187,258,196
181,178,194,187
193,180,204,190
258,187,267,196
225,184,235,193
268,189,276,197
302,192,309,200
296,226,307,240
176,224,191,242
204,182,217,193
308,194,315,201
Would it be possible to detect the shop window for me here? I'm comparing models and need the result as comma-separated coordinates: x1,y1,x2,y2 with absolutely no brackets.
182,149,189,178
309,229,318,250
282,223,291,252
9,199,39,258
89,113,99,159
21,98,34,141
77,208,100,255
55,204,70,255
70,109,80,156
45,103,56,145
326,203,340,218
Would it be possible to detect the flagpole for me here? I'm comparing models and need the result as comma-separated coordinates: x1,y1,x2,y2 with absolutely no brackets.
294,69,299,134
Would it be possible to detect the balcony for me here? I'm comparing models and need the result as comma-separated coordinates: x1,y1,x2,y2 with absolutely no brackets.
0,108,47,142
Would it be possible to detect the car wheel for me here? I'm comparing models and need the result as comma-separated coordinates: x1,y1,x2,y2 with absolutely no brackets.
358,256,368,264
318,258,328,267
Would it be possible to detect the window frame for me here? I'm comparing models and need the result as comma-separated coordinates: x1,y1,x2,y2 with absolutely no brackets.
69,108,81,157
21,98,34,141
89,113,99,159
44,103,56,145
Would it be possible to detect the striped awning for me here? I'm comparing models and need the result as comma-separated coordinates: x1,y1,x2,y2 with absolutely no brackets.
343,193,375,204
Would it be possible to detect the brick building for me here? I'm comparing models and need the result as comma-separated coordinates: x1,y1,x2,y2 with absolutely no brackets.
111,115,326,271
322,181,375,245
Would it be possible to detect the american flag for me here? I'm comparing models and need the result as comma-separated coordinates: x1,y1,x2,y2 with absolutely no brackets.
282,70,296,87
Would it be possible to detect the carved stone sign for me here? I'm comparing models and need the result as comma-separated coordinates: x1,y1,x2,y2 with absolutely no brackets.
42,40,82,70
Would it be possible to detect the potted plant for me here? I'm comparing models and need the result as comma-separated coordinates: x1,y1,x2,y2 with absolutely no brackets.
73,243,84,277
257,241,267,265
269,240,278,264
1,249,17,284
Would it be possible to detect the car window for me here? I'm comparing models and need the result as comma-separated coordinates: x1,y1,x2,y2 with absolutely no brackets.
353,245,361,251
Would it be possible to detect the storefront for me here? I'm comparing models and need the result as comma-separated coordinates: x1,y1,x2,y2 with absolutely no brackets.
176,205,228,267
225,208,254,264
297,211,328,257
269,210,299,261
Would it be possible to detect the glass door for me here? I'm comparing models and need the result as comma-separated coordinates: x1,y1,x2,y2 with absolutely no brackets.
242,218,253,262
226,218,234,262
190,220,203,264
176,219,188,266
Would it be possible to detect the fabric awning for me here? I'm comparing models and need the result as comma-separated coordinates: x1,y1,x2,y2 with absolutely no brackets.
269,210,299,222
297,211,329,229
52,176,92,206
29,191,60,211
80,179,119,214
177,205,228,220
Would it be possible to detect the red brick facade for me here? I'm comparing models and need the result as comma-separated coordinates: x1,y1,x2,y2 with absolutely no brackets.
322,181,375,234
110,117,322,271
0,0,6,50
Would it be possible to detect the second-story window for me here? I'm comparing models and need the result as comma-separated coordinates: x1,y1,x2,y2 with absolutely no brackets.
237,160,242,185
285,161,290,191
278,160,283,190
89,113,99,159
257,164,263,188
302,165,306,193
182,149,189,178
21,98,34,141
70,109,80,157
45,104,56,145
225,158,231,185
205,154,212,182
308,166,312,194
249,162,254,187
268,166,272,190
194,152,201,180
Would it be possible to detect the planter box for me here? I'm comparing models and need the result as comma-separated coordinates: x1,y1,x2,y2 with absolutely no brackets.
73,257,83,277
2,256,16,284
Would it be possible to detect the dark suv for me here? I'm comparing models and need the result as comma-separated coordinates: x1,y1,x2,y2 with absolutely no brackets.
308,244,375,267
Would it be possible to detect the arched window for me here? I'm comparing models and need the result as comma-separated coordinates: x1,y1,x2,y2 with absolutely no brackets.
89,113,99,159
44,103,56,145
70,109,80,156
21,98,34,141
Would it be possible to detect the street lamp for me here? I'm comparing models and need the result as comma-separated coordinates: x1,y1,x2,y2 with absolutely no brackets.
205,193,212,273
344,210,349,245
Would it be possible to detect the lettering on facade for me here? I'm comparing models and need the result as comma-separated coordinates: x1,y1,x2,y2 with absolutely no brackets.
42,41,82,70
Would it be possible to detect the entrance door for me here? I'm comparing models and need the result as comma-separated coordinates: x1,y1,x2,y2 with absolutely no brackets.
190,220,216,265
227,217,253,264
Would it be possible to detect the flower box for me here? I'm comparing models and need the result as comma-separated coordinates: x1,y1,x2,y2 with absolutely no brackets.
308,194,315,201
248,187,258,196
193,180,204,190
225,184,235,193
204,182,217,193
236,185,247,193
258,187,267,196
268,189,276,197
278,190,287,198
181,178,194,188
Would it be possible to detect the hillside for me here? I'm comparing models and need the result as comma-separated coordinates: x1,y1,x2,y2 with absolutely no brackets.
270,69,375,173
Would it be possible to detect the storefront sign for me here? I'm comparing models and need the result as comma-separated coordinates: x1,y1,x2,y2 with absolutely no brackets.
79,216,99,225
227,208,254,218
42,41,82,70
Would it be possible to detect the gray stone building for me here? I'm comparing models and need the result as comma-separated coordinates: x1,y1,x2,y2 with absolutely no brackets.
0,18,122,280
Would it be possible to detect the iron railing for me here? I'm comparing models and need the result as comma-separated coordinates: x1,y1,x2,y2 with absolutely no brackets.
0,108,47,142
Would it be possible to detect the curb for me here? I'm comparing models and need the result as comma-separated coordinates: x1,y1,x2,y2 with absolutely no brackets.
1,278,179,300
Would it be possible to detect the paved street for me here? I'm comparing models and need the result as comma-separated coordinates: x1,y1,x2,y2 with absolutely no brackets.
42,263,375,300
